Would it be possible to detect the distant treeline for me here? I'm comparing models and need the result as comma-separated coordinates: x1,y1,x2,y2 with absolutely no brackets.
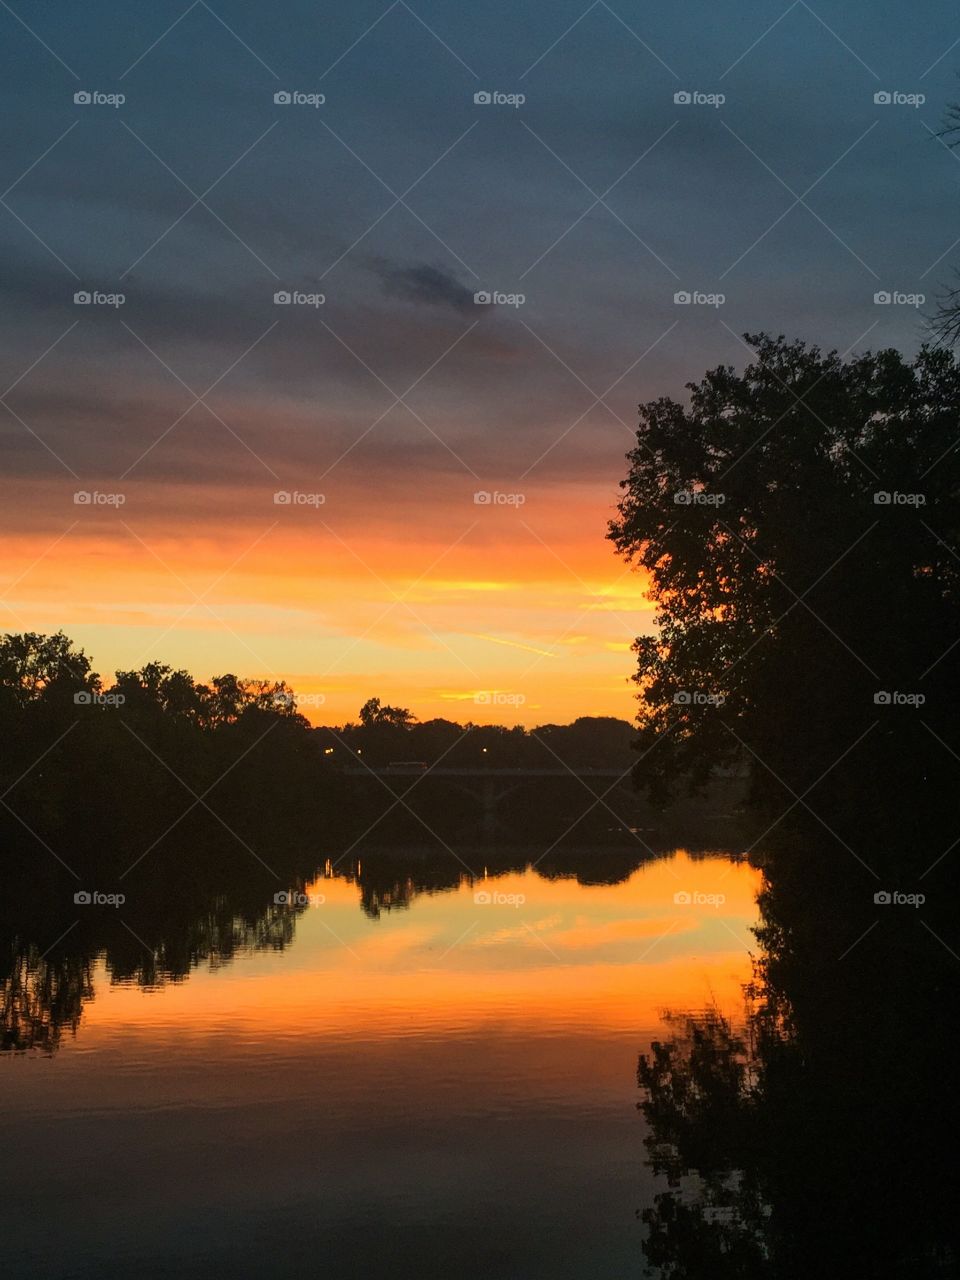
0,634,644,860
315,696,637,768
0,631,335,859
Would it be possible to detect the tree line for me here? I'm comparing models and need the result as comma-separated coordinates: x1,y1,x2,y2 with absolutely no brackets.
0,631,334,860
0,632,646,863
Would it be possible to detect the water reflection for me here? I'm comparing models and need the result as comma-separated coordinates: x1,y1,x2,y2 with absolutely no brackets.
1,839,751,1054
1,943,91,1054
1,842,759,1279
7,829,954,1278
638,843,960,1279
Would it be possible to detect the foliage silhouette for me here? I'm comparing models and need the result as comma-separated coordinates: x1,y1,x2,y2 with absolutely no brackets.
608,334,960,853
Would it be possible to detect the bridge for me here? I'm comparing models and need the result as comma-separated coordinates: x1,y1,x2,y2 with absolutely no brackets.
342,765,632,836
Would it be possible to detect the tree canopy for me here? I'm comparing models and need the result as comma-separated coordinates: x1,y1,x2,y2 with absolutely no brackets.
609,334,960,840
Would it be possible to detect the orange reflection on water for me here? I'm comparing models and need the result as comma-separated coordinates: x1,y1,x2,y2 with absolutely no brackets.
78,852,762,1045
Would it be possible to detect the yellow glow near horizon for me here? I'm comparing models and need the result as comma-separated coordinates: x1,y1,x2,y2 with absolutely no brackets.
0,480,654,725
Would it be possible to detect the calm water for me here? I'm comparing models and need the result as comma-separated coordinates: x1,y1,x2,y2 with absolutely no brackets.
1,848,760,1279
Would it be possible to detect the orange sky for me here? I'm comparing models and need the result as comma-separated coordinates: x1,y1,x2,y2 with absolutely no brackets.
0,471,654,724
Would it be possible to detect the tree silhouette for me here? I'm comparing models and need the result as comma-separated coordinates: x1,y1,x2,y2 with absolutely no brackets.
0,634,335,860
608,334,960,846
358,696,416,728
0,630,96,711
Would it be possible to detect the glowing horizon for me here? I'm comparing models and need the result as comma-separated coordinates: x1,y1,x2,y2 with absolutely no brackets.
0,474,654,725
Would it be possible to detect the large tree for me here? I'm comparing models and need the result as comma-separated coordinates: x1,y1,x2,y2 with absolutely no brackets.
0,631,96,710
608,334,960,842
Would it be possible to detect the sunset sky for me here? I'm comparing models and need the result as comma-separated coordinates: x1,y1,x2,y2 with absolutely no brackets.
2,0,957,723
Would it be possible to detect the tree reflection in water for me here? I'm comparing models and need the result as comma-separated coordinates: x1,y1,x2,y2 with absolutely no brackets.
1,837,722,1053
0,878,299,1054
1,944,92,1054
638,843,960,1279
